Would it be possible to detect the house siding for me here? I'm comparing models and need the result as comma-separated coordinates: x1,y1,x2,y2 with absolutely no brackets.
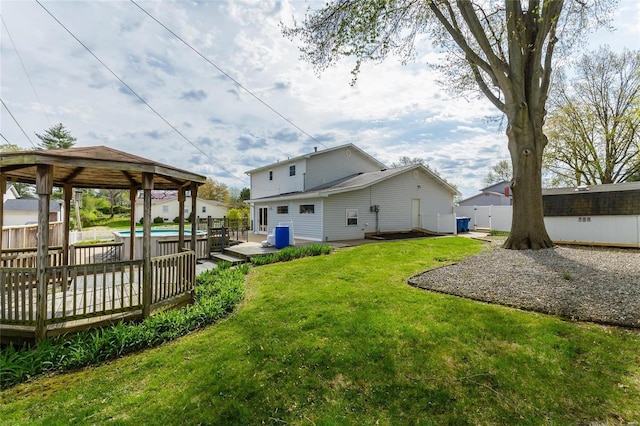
250,161,307,199
252,198,323,241
134,197,228,223
305,147,383,190
323,169,455,240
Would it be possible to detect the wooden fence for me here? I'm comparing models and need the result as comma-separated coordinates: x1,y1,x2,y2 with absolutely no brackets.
2,222,64,249
150,251,195,307
71,242,123,265
156,237,208,260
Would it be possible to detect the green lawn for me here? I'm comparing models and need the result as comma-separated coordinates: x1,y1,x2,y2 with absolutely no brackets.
1,238,639,424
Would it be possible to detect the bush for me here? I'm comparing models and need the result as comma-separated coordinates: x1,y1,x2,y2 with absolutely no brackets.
153,216,164,224
250,244,332,266
0,264,248,389
139,217,144,225
173,216,181,223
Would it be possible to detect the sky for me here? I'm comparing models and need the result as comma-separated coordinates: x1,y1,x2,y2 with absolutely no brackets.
1,1,639,199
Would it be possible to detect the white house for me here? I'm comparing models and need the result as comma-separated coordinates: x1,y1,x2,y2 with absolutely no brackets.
3,184,19,202
458,180,512,206
246,144,459,241
134,190,228,223
3,198,62,226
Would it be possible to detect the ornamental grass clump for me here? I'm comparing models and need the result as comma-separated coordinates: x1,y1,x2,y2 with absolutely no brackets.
0,263,247,389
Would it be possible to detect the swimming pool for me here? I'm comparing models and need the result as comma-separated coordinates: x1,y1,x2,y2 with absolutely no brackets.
113,229,206,259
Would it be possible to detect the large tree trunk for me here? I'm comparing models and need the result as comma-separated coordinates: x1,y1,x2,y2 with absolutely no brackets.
503,107,554,250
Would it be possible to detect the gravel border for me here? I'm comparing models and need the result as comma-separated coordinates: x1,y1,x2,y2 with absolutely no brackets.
408,244,640,328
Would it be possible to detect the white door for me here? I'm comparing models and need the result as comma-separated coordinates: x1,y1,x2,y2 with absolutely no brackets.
258,207,268,233
412,199,421,228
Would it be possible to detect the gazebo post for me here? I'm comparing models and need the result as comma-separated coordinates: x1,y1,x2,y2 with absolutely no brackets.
62,184,72,266
129,187,136,260
190,182,198,254
36,165,53,342
142,172,153,318
178,186,185,251
0,174,5,252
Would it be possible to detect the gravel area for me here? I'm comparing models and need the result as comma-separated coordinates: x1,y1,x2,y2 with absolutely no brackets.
409,244,640,328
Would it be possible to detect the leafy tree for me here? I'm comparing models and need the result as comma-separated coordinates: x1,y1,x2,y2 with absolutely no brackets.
0,143,20,152
35,123,76,150
283,1,613,249
390,156,425,168
239,187,250,201
483,160,512,186
198,178,230,203
544,46,640,186
1,143,35,197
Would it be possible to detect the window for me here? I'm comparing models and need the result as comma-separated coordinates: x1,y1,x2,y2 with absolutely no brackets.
277,206,288,214
346,209,358,226
162,206,169,213
202,206,207,213
289,165,296,176
299,204,315,214
269,171,273,181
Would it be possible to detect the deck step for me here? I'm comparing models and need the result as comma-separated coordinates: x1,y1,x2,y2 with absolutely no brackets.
211,252,246,265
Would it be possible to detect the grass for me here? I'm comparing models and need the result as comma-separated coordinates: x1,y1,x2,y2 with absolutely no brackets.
489,229,511,236
1,237,639,424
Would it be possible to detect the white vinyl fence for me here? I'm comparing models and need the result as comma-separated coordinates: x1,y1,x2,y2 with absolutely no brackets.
455,206,512,232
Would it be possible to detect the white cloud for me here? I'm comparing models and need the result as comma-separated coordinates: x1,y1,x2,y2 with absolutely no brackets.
1,0,635,198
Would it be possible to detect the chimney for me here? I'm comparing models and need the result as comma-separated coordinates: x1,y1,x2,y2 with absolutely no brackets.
314,146,317,152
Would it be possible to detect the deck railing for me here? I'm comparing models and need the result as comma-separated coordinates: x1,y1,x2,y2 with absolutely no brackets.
156,237,208,259
1,250,197,340
44,260,144,324
0,247,64,268
70,242,123,265
1,268,37,325
150,250,196,306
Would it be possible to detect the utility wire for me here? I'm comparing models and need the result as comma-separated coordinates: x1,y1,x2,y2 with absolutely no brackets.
1,14,52,127
129,0,327,150
35,0,243,182
1,133,12,144
0,98,38,148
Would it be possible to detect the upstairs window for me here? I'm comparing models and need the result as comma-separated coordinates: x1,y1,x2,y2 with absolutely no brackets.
269,170,273,181
277,206,289,214
202,206,207,213
289,165,296,176
299,204,315,214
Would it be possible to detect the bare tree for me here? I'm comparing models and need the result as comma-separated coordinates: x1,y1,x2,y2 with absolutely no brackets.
544,46,640,186
484,159,512,186
283,0,615,249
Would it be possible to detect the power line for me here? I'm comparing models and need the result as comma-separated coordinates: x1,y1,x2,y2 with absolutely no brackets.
0,98,38,148
1,14,52,127
129,0,328,150
35,0,244,183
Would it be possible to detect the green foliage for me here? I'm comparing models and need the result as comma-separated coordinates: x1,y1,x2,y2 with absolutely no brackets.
34,123,76,150
153,216,165,224
0,265,247,389
2,239,638,423
489,230,510,236
250,244,332,266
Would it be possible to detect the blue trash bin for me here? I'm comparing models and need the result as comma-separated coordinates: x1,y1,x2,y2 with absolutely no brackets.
456,217,471,233
275,225,290,249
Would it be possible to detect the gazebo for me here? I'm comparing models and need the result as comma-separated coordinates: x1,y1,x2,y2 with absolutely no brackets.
1,146,206,342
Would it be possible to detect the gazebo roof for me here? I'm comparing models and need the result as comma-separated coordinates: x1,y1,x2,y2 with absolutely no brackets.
0,146,206,190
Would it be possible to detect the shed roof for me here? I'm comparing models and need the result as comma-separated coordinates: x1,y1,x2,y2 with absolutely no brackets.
0,146,206,190
4,198,61,212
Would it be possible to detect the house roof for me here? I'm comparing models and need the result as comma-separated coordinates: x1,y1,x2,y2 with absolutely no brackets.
248,164,459,202
479,180,510,192
0,146,206,190
244,143,387,174
4,198,61,212
542,181,640,196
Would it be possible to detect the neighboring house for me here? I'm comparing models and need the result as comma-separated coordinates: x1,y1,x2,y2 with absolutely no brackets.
246,144,459,241
3,184,19,202
457,180,512,206
542,182,640,247
134,190,228,223
3,198,61,226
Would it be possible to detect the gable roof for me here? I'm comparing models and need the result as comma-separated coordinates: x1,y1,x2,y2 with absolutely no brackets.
542,181,640,196
1,146,205,190
248,164,458,202
4,198,61,212
245,143,387,174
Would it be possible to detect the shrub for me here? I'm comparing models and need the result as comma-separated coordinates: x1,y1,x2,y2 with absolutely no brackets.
153,216,165,224
139,217,144,225
250,244,332,266
173,216,181,223
0,265,247,389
